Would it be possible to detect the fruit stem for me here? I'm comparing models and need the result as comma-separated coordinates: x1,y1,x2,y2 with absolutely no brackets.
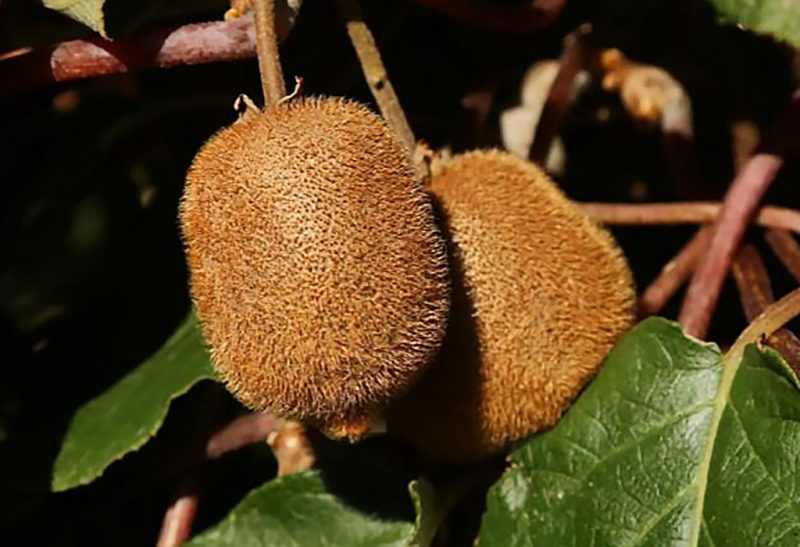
336,0,417,164
252,0,287,106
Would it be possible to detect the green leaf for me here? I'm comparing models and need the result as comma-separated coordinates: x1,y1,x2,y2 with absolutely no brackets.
408,479,437,547
51,313,215,492
187,471,415,547
481,317,800,546
708,0,800,46
43,0,108,38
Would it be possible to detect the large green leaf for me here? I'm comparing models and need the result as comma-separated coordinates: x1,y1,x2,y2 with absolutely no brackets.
187,470,416,547
43,0,108,38
481,317,800,546
708,0,800,46
51,313,215,492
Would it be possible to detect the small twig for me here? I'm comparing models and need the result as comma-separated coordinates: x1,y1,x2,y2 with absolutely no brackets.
638,226,713,318
679,90,800,339
768,330,800,372
528,25,590,165
156,412,282,547
156,479,201,547
733,245,779,319
206,412,282,459
252,0,286,106
336,0,417,164
406,0,566,33
0,14,295,95
731,244,800,372
765,229,800,284
579,202,800,234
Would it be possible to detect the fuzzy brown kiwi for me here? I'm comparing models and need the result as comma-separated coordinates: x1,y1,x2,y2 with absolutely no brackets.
386,150,635,463
180,97,450,440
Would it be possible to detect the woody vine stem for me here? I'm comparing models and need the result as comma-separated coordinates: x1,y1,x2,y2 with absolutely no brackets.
253,0,287,106
336,0,419,170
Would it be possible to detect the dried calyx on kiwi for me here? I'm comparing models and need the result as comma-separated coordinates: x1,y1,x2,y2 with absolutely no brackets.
180,97,450,440
387,150,635,463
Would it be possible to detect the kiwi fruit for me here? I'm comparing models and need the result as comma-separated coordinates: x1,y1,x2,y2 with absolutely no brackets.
180,97,450,439
387,150,635,463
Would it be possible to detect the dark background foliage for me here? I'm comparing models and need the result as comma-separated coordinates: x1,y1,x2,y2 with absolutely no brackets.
0,0,798,544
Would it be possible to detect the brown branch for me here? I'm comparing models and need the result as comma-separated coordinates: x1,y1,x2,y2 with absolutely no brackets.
579,202,800,234
156,412,281,547
733,245,777,319
528,25,590,165
206,412,282,459
765,229,800,284
732,244,800,372
156,479,200,547
406,0,566,33
638,226,713,318
679,90,800,339
337,0,417,164
252,0,286,106
767,330,800,372
0,12,296,95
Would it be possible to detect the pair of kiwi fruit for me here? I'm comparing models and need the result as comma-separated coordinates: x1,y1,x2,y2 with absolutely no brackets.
181,94,634,463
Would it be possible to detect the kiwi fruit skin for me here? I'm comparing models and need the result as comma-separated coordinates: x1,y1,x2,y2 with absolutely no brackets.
387,150,635,463
180,97,450,439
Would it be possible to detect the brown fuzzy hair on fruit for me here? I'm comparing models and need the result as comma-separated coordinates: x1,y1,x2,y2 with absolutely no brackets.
387,150,635,463
180,97,450,439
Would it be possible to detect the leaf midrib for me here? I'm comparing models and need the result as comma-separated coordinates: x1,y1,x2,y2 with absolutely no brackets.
689,346,741,545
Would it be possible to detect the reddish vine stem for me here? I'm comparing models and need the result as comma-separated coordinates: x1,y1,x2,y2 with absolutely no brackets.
407,0,566,33
528,24,590,165
765,229,800,284
0,0,564,96
0,13,300,95
156,413,281,546
157,479,201,547
733,245,779,319
638,226,713,318
731,245,800,371
679,90,800,339
580,202,800,233
205,413,282,459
